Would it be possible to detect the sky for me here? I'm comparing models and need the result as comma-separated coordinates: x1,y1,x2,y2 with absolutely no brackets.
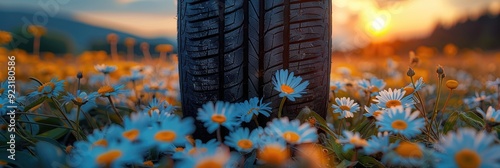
1,0,499,50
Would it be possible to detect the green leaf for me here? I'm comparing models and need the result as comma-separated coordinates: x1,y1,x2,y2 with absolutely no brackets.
23,97,46,112
358,155,385,168
444,112,459,133
244,150,257,168
37,128,69,140
336,160,356,168
296,107,337,138
459,112,484,128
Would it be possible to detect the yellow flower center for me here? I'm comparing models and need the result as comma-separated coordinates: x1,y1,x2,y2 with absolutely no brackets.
403,87,415,97
75,97,83,103
349,137,368,147
122,129,140,141
98,85,115,95
148,107,159,116
66,145,73,153
93,139,108,147
391,120,408,130
237,139,253,149
386,100,402,108
154,131,176,142
247,108,259,114
394,142,423,158
258,145,290,165
37,82,55,93
446,80,459,90
143,160,154,167
196,160,223,168
489,118,496,122
96,150,122,166
370,86,379,93
339,105,351,111
211,115,227,124
373,111,383,117
0,88,4,94
283,131,301,143
455,149,481,168
330,86,337,91
188,147,207,155
280,84,295,94
175,147,185,152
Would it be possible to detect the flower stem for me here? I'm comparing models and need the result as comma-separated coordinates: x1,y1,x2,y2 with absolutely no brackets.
107,96,124,123
278,97,287,118
430,76,444,137
440,89,453,113
349,148,358,168
216,127,222,143
75,105,82,139
253,115,260,127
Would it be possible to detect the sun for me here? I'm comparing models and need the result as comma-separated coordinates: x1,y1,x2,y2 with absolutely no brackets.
366,12,391,37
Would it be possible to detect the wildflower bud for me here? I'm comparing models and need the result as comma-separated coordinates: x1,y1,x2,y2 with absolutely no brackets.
436,65,444,75
446,80,458,89
406,67,415,77
307,117,317,127
143,161,154,167
77,72,83,79
66,145,73,153
409,51,419,66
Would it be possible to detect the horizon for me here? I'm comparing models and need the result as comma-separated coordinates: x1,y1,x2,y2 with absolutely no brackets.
1,0,500,51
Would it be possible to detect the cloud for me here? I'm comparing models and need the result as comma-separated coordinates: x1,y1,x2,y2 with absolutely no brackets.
73,12,177,38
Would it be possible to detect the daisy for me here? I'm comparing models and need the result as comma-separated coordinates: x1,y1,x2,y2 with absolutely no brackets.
121,70,144,82
272,69,309,101
265,117,318,144
141,116,195,152
403,77,425,97
477,106,500,123
94,64,117,74
224,127,260,153
330,80,345,92
363,105,384,118
108,116,149,143
172,139,219,159
28,78,65,98
236,97,271,123
382,141,429,167
434,128,500,168
69,140,143,168
463,91,494,108
486,78,500,88
374,88,414,109
197,101,239,133
257,136,290,166
142,98,174,116
363,132,399,155
331,97,360,118
357,77,386,95
376,106,425,138
176,146,237,168
336,131,368,152
96,85,127,97
63,91,98,108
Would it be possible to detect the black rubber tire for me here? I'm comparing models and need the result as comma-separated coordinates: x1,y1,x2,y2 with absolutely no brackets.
178,0,331,140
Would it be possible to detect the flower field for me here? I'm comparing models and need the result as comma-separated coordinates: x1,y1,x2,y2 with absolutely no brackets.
2,30,500,167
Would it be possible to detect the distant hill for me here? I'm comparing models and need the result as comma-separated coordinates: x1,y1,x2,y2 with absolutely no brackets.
353,14,500,55
0,9,177,55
